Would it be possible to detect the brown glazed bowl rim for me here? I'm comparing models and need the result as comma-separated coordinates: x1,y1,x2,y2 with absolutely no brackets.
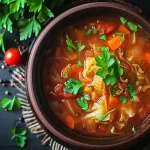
27,2,150,149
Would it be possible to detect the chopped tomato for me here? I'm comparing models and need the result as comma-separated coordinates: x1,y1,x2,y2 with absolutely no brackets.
62,64,82,79
55,83,76,98
97,22,116,35
108,95,120,109
65,115,74,129
108,35,123,51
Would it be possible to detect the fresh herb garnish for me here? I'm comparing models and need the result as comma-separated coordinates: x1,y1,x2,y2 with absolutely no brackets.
64,78,83,95
66,35,86,53
127,22,138,32
84,28,93,36
0,0,64,52
64,68,72,78
120,34,125,42
0,96,21,111
120,17,127,25
93,28,98,35
100,35,107,41
132,127,136,134
77,97,88,110
95,47,123,85
138,24,143,29
98,109,115,121
112,32,125,42
127,83,137,101
84,27,97,36
119,96,129,104
83,94,90,100
110,85,118,95
76,60,82,67
11,127,27,148
77,93,90,110
99,30,106,41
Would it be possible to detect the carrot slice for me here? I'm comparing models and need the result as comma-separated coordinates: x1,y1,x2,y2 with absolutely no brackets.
118,25,130,35
108,95,119,109
108,35,123,51
65,115,74,129
144,53,150,63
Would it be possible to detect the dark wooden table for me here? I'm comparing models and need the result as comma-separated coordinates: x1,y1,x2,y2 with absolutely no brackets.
0,0,150,150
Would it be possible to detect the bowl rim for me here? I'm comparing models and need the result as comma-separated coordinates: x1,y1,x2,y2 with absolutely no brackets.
27,2,150,148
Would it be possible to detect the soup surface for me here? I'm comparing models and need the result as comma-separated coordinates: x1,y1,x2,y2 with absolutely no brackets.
42,15,150,137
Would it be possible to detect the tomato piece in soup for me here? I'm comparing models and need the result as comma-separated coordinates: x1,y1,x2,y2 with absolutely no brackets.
97,22,116,34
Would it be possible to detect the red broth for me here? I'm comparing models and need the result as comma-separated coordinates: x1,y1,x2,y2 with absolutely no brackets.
42,15,150,137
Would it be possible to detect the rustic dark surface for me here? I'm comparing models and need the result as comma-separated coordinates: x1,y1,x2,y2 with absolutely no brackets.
0,0,150,150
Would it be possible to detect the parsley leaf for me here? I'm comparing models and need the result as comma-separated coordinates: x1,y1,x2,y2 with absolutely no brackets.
119,96,128,104
11,127,27,148
20,15,41,41
84,28,93,36
0,0,64,52
0,96,21,111
127,22,138,32
132,127,136,134
99,29,107,41
77,97,88,110
64,68,72,78
127,83,137,101
98,109,115,121
37,5,54,22
120,17,127,25
93,28,98,35
83,94,90,100
100,34,106,41
95,47,123,86
110,85,117,95
76,42,86,52
66,35,86,53
76,60,82,67
64,78,83,95
9,0,26,13
112,32,125,42
84,27,97,36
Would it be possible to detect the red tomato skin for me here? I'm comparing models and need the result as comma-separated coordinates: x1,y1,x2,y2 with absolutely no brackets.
4,48,23,66
97,22,116,34
55,83,76,98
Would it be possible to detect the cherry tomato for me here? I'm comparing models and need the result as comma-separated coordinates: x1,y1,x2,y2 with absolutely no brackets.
97,22,116,35
4,48,24,66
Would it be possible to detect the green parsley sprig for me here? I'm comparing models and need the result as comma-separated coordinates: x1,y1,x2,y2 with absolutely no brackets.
112,32,125,42
84,27,97,36
99,29,106,41
66,35,86,52
0,96,21,111
95,47,123,86
11,127,27,148
76,60,82,67
77,94,90,111
0,0,64,52
64,78,83,95
120,16,142,32
119,83,137,104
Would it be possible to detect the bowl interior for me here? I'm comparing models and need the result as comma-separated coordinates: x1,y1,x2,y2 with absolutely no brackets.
27,2,150,148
